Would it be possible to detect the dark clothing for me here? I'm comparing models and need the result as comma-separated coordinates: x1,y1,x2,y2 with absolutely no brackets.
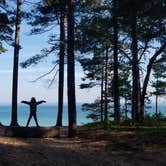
21,100,46,127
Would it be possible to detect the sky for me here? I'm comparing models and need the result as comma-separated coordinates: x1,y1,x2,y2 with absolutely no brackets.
0,1,100,104
0,1,165,105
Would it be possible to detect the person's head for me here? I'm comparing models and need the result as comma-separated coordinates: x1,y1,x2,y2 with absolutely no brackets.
31,97,36,103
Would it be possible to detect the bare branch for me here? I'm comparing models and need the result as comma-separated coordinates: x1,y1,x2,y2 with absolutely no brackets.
119,48,131,61
31,63,58,82
138,41,149,62
48,69,59,88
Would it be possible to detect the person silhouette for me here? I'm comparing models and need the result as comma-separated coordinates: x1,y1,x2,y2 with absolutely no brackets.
21,97,46,127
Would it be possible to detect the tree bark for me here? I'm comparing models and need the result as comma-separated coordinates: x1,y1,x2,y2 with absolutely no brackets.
67,0,76,137
113,0,120,123
155,74,159,115
124,98,128,119
155,86,158,115
100,67,104,122
104,48,109,121
56,12,66,127
131,9,141,122
10,0,22,126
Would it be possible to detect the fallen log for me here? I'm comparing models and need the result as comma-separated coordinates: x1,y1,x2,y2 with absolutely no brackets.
4,126,60,138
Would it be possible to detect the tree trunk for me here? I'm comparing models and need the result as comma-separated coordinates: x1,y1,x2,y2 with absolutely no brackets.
10,0,22,126
56,12,66,127
155,90,158,115
154,70,160,115
131,9,141,122
104,48,108,121
113,0,120,123
124,98,128,119
156,75,159,115
67,0,76,137
100,67,104,122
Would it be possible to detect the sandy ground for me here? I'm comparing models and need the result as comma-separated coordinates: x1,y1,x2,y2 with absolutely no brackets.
0,126,166,166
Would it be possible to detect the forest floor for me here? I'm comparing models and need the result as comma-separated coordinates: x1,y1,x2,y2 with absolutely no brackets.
0,125,166,166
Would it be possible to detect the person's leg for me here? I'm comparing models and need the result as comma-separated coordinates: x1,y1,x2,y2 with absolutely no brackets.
33,113,39,127
26,114,33,127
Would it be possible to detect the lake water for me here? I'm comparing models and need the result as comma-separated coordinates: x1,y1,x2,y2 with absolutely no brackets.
0,104,91,127
0,103,165,127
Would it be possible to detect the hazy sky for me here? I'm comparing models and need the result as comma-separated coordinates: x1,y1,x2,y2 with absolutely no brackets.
0,2,99,104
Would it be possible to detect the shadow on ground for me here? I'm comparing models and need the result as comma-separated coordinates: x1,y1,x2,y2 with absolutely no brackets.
0,126,166,166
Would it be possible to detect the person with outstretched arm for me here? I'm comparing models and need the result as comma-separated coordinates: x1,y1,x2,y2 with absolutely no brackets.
21,97,46,127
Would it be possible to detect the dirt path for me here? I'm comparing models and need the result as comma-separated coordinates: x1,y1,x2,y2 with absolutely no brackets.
1,126,166,166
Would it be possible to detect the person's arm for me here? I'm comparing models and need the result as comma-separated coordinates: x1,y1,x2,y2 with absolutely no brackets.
37,100,46,105
21,101,30,105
